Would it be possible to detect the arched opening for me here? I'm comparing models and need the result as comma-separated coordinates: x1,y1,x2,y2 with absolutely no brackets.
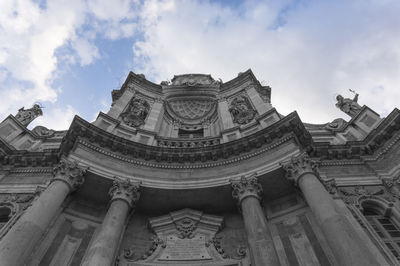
0,206,12,229
362,200,400,261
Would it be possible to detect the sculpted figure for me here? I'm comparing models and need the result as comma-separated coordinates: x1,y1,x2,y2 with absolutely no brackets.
335,91,361,117
15,104,43,126
229,96,256,124
120,98,150,127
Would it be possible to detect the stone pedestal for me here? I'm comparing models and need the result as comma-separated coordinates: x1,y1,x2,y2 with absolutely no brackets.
0,159,86,266
82,178,140,266
282,154,380,266
231,176,280,266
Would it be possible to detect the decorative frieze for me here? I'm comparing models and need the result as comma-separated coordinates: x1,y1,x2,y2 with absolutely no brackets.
281,153,319,185
231,175,263,204
52,158,87,191
382,176,400,199
109,177,141,207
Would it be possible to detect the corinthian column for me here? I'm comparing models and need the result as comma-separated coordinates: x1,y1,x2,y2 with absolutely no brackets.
281,154,379,266
82,177,140,266
0,159,86,266
231,176,280,266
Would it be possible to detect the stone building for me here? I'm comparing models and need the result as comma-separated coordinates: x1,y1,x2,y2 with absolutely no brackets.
0,70,399,266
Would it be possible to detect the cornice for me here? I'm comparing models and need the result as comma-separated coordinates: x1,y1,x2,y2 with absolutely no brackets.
0,138,59,168
309,108,400,161
59,111,312,166
76,134,296,169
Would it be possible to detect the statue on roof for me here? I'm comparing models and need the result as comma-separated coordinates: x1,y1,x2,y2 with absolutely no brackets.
335,90,361,118
15,103,43,126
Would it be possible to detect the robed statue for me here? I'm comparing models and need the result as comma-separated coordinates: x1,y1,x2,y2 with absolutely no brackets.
335,90,361,118
15,104,43,126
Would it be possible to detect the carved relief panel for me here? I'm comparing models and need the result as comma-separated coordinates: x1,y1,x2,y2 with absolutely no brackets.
228,94,256,125
120,97,150,128
118,209,248,266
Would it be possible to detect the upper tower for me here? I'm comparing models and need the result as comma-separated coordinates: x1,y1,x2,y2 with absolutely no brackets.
94,69,276,146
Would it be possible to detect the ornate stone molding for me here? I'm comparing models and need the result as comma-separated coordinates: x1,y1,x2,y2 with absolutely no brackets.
109,177,141,207
281,153,319,186
230,175,263,204
52,158,87,191
382,176,400,199
323,178,338,195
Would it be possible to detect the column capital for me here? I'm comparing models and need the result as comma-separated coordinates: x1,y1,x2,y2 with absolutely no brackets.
52,158,87,191
109,177,141,208
230,175,263,204
281,153,319,186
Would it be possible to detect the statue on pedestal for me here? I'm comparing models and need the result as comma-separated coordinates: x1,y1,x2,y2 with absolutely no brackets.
15,104,43,126
336,90,361,118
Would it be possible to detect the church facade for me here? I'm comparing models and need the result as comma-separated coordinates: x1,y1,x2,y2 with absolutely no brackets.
0,70,400,266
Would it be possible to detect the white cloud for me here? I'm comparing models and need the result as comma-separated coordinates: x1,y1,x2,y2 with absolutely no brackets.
132,0,400,123
30,105,78,130
1,0,400,129
0,0,140,127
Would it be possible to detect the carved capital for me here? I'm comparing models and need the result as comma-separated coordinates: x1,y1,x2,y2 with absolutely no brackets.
231,175,263,204
52,158,87,191
109,177,141,208
281,153,319,186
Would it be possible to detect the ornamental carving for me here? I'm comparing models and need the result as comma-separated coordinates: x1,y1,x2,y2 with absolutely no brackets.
231,175,263,204
109,177,141,207
167,99,216,121
325,118,347,131
53,158,87,191
382,176,400,199
170,74,221,87
281,153,319,185
339,185,385,204
32,125,55,138
255,86,271,103
176,218,197,239
120,97,150,128
15,104,43,126
228,95,256,125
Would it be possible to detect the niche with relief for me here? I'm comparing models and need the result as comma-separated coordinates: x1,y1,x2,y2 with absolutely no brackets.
119,208,244,266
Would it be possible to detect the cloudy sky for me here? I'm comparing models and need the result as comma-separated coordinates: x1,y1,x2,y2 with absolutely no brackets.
1,0,400,130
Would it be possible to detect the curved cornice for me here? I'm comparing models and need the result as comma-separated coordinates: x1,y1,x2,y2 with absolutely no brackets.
59,112,312,165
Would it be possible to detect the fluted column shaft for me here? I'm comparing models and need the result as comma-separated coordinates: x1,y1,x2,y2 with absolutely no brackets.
82,178,140,266
231,176,280,266
0,159,86,266
282,154,380,266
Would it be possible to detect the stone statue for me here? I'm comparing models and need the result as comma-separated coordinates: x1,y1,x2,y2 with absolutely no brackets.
15,104,43,126
120,97,150,127
229,96,256,124
335,90,361,118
